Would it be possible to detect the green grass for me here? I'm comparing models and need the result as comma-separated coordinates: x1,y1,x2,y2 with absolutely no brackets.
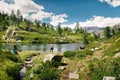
0,50,22,80
0,25,88,44
23,52,62,80
102,33,120,56
0,50,40,80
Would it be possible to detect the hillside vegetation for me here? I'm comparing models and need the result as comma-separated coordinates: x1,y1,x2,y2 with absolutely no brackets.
0,10,120,80
0,11,96,44
60,31,120,80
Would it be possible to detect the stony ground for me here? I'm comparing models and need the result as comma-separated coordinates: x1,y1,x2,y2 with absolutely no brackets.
60,42,108,80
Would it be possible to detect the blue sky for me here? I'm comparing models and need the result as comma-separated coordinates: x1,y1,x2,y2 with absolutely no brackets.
0,0,120,27
34,0,120,24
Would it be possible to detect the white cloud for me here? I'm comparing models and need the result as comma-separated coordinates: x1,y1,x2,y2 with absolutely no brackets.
62,23,76,29
50,14,68,26
30,11,52,21
0,1,10,13
0,0,68,26
99,0,120,7
0,0,44,15
62,16,120,28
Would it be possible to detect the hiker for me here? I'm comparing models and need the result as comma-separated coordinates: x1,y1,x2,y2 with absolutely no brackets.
13,43,18,55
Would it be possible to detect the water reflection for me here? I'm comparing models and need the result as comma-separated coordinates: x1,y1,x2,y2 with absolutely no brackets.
0,43,85,53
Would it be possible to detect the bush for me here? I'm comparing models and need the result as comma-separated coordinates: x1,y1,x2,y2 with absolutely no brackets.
33,65,44,74
51,60,61,68
0,50,21,62
33,62,60,80
63,51,77,58
76,52,86,59
6,64,21,80
76,50,93,59
88,57,120,80
6,54,21,62
84,49,93,56
39,67,60,80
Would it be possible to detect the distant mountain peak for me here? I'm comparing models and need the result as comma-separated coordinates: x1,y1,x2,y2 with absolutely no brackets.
83,26,104,34
2,0,15,4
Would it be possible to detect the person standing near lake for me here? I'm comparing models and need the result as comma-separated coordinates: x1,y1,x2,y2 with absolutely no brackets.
13,43,18,55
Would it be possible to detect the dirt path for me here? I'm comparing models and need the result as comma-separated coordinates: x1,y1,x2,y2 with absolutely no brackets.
20,55,37,80
61,42,106,80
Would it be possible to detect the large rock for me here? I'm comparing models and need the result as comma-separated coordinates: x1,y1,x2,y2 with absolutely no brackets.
30,73,34,79
114,52,120,58
69,73,79,79
20,66,26,79
58,66,66,70
103,76,116,80
43,54,63,63
5,28,12,37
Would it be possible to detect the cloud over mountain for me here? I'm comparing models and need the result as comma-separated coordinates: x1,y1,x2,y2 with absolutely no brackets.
0,0,120,28
62,16,120,28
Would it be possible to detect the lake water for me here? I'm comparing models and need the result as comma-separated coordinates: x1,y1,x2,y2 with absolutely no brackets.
0,43,85,53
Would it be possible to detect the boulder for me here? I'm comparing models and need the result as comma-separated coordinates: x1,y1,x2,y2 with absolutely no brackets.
90,48,95,51
24,61,33,64
58,66,66,70
20,66,26,78
26,64,34,67
94,47,99,50
26,57,31,61
30,73,34,79
69,73,79,79
11,30,16,37
43,54,63,63
114,52,120,58
103,76,115,80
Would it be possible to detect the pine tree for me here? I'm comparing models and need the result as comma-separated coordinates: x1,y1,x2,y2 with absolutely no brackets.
35,19,40,28
42,23,47,30
10,10,17,25
16,10,23,25
57,23,63,35
83,32,89,45
111,29,115,36
104,27,111,39
75,22,80,33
